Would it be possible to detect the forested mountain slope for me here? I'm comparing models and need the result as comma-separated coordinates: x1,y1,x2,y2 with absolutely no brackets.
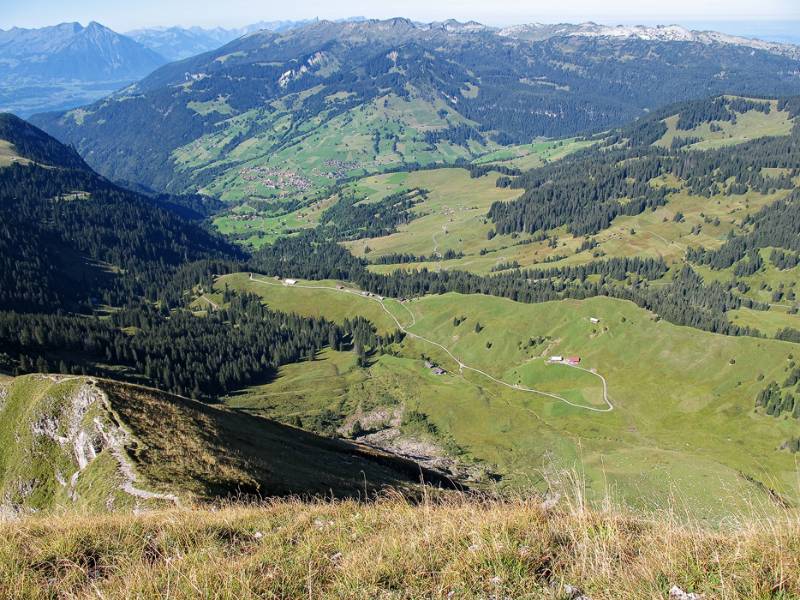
32,18,800,199
490,96,800,237
0,113,239,312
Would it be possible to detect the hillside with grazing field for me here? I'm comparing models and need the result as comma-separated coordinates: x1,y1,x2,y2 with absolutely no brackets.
340,170,796,276
179,92,497,202
31,20,800,254
653,98,795,150
341,168,526,268
0,374,450,517
472,137,596,170
333,97,800,277
220,273,800,517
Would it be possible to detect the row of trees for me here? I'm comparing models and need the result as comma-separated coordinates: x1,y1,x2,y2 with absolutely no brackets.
0,291,401,399
250,234,761,337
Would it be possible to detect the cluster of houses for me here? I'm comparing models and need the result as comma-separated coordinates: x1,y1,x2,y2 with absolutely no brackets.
239,166,313,193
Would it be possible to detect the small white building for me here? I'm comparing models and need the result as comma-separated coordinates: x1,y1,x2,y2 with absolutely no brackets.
550,355,563,362
284,279,297,286
589,317,600,324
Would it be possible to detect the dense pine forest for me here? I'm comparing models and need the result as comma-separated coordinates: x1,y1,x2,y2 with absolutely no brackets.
490,98,800,236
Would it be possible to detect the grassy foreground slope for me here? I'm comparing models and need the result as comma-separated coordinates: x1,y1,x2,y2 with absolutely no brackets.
0,374,448,516
221,274,800,516
2,497,799,599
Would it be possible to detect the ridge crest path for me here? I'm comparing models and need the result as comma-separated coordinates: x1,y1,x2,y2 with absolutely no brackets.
248,274,614,413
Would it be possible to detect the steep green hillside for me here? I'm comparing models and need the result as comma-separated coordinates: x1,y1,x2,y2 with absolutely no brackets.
0,375,448,516
221,273,800,517
176,91,497,202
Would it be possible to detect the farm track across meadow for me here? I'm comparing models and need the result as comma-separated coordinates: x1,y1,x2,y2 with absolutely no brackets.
248,274,614,413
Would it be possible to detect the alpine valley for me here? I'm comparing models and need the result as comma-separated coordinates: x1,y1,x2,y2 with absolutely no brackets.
3,13,800,599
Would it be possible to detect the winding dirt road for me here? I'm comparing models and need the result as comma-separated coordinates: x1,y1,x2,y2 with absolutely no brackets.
248,274,614,413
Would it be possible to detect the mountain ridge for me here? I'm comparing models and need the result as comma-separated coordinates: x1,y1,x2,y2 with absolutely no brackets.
32,17,800,198
499,21,800,59
0,21,167,116
126,17,366,61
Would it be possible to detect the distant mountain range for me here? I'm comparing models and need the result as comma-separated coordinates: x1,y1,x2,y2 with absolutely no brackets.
4,17,800,121
32,17,800,198
126,18,369,61
126,20,321,61
0,21,164,80
0,18,369,115
0,21,166,116
498,22,800,60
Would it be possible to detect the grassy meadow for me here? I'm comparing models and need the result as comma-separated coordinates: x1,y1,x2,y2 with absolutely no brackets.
654,100,795,150
221,274,800,517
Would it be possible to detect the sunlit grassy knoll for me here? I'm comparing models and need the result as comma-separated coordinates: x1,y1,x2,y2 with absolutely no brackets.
473,137,596,170
225,274,800,515
341,167,528,265
225,348,363,420
0,139,31,167
654,100,794,150
3,496,800,599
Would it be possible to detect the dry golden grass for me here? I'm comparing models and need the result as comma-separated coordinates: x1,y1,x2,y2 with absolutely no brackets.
2,490,799,599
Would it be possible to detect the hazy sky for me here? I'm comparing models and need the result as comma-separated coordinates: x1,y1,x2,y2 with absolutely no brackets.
1,0,799,32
